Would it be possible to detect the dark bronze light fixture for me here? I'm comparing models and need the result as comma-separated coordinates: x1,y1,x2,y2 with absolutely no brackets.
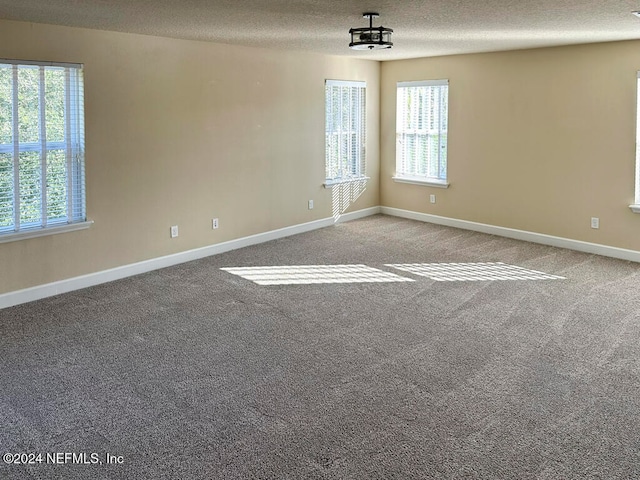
349,12,393,50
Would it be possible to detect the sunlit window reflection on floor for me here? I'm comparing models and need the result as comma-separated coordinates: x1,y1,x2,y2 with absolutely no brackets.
386,262,565,282
221,265,415,285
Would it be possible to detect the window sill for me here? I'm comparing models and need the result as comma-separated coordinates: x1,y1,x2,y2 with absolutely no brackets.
630,204,640,214
0,220,93,244
324,176,370,188
392,176,450,188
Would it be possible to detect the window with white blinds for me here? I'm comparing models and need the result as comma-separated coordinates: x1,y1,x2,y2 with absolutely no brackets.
395,79,449,186
325,80,366,184
0,60,87,240
632,72,640,213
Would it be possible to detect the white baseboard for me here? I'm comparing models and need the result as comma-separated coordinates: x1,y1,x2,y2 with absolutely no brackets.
336,206,381,223
6,205,633,310
381,206,640,263
1,208,381,309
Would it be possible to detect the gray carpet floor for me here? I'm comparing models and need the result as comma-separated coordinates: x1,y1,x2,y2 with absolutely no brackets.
2,214,640,479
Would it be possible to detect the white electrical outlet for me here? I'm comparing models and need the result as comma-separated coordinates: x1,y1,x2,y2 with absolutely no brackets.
308,200,314,210
170,225,179,238
212,218,219,229
591,217,599,229
430,194,436,204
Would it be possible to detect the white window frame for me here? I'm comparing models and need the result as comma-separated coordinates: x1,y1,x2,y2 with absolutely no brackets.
324,79,368,187
630,72,640,213
0,59,90,243
393,79,449,188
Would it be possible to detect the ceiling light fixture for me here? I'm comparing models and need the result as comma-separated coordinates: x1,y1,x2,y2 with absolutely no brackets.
349,12,393,50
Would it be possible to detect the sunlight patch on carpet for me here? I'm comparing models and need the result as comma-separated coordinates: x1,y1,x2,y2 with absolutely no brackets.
386,262,565,282
221,265,415,285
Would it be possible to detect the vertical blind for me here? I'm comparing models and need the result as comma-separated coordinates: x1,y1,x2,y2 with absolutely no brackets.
0,60,85,235
396,79,448,181
325,80,366,182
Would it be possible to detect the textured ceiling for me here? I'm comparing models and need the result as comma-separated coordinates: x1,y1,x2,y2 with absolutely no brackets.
2,0,640,60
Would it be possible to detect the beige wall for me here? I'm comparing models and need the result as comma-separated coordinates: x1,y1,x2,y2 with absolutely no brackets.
0,20,380,294
381,41,640,251
5,18,640,297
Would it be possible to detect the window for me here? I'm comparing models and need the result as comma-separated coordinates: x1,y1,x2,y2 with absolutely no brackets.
394,79,449,187
0,59,87,241
632,72,640,213
325,80,367,185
